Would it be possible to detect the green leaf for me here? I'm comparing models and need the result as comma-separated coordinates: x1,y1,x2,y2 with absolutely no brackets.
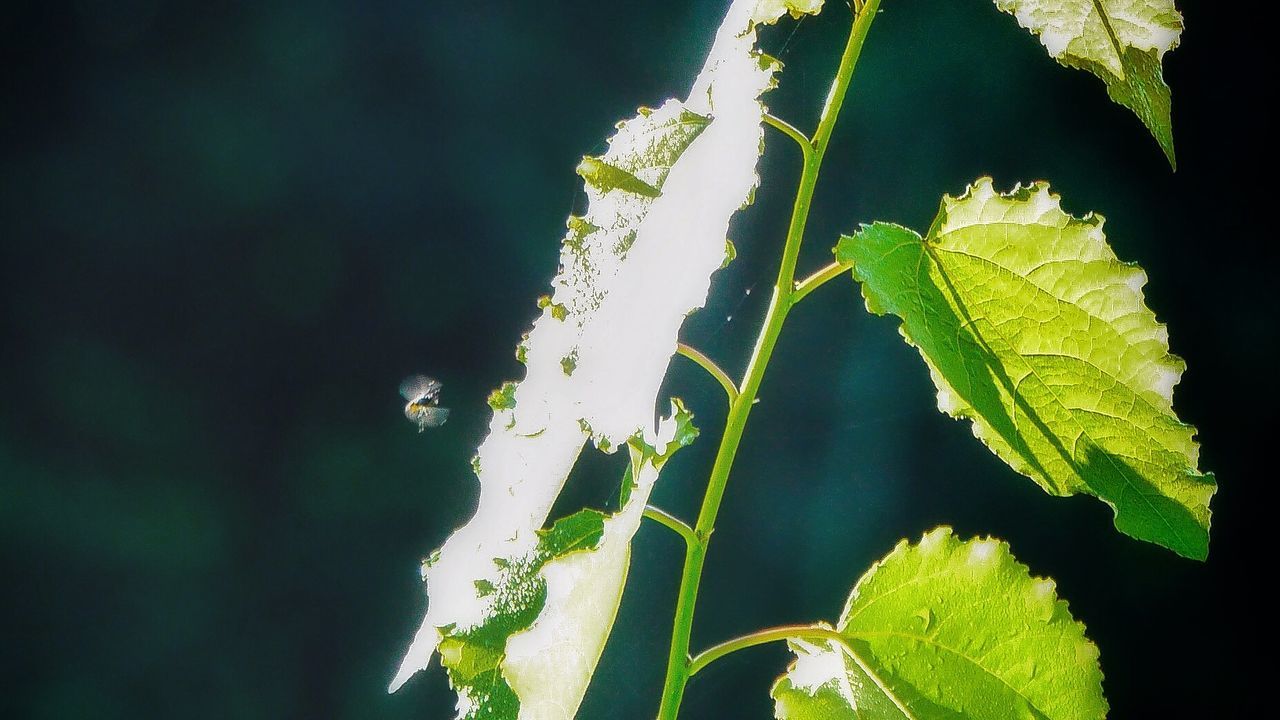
993,0,1183,167
772,527,1106,720
576,128,694,199
660,396,701,458
838,178,1214,559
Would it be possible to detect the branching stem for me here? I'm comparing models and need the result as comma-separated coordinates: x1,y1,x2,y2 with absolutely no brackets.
656,3,881,717
675,342,739,406
643,505,698,548
792,260,853,305
687,624,845,676
763,113,814,160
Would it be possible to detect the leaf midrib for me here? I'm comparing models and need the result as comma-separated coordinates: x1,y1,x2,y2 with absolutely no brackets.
1089,0,1128,73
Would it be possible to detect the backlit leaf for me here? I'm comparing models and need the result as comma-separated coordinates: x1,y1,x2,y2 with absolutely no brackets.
838,178,1215,558
993,0,1183,166
773,527,1106,719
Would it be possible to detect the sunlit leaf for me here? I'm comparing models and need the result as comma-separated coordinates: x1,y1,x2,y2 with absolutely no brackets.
773,527,1106,719
838,178,1215,558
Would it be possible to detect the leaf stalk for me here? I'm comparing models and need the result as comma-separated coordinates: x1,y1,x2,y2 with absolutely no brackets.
792,260,853,304
687,624,845,676
643,505,699,548
675,342,740,406
763,113,814,160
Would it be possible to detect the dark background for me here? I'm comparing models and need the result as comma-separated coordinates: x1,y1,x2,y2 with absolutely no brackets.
0,1,1265,717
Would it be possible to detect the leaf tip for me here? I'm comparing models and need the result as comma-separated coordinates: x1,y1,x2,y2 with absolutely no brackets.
1160,134,1178,171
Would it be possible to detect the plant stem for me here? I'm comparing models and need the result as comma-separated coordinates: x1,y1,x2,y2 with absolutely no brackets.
656,4,880,718
792,260,853,305
686,624,846,676
675,342,740,406
763,114,814,159
643,505,698,548
810,2,879,160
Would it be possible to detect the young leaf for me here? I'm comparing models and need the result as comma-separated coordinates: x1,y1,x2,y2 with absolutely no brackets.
390,1,823,716
772,527,1106,720
837,178,1215,559
992,0,1183,167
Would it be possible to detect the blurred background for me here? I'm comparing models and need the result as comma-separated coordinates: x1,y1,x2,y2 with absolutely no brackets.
0,1,1265,717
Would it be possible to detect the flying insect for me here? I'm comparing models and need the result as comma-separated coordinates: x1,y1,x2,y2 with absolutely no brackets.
400,374,450,430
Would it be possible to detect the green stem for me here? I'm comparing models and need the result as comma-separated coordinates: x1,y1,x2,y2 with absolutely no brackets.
687,624,846,676
792,260,853,305
656,4,880,718
643,505,698,548
675,342,740,406
763,114,814,159
810,3,879,161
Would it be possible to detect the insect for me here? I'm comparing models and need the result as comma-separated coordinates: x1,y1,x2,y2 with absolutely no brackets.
400,374,450,430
